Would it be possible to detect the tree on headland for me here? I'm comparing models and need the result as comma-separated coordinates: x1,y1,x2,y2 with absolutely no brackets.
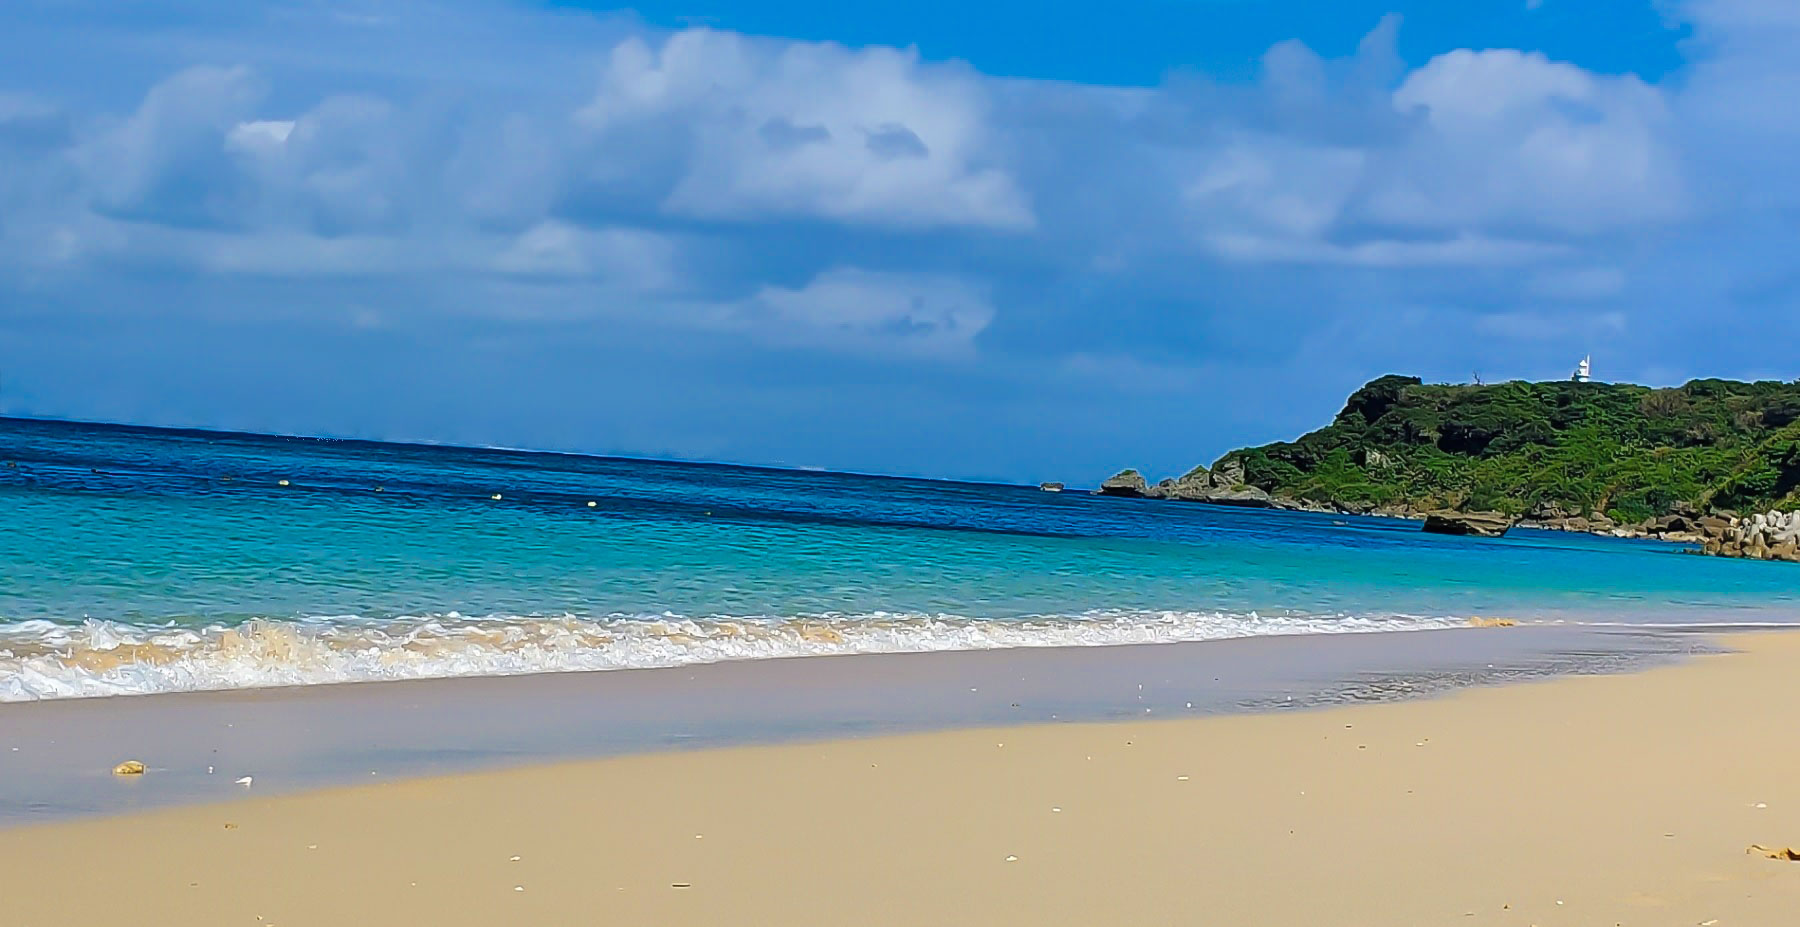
1219,375,1800,521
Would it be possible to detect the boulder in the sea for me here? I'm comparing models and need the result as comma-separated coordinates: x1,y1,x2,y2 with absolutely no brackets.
1097,469,1150,497
112,760,146,776
1421,511,1514,538
1038,482,1064,493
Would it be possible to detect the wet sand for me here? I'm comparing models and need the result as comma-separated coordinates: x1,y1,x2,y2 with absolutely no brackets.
0,623,1707,821
5,630,1800,925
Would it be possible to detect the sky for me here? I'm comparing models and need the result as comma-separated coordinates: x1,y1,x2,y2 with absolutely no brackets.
1,0,1797,484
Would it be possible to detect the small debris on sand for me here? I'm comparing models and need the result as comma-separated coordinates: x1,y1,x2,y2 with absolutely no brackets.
1468,616,1517,628
1748,844,1800,861
112,760,146,776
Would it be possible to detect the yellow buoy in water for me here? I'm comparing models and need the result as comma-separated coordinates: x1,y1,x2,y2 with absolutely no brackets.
113,760,146,776
278,479,290,487
491,493,503,501
586,501,597,508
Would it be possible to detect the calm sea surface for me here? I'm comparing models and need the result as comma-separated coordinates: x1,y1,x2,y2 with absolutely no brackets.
3,417,1796,701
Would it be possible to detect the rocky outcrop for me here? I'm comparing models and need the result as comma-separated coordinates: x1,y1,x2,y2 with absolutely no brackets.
1130,459,1279,508
1038,482,1064,493
1097,469,1149,497
1202,485,1277,508
1212,457,1247,488
1700,509,1800,562
1421,511,1514,538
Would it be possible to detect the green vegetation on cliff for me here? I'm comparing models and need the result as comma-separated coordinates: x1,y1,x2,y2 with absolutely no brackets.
1229,375,1800,521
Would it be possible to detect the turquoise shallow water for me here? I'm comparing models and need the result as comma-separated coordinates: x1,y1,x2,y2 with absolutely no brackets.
2,417,1796,700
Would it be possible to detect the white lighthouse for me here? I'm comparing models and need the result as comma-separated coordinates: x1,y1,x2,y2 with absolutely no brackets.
1572,355,1592,383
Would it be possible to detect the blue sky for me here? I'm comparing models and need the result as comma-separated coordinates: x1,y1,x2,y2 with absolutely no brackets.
1,0,1796,483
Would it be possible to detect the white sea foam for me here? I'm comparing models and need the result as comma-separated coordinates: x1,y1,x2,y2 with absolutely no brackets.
0,611,1471,702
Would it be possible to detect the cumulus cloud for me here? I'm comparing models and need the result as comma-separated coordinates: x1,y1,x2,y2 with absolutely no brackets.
1170,33,1683,266
1377,49,1681,233
74,65,265,228
0,1,1795,395
577,29,1033,231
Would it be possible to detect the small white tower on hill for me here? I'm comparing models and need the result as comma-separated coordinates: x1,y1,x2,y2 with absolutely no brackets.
1572,355,1592,383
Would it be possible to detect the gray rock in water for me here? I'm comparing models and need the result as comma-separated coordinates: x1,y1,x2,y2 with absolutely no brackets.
1038,482,1064,493
1097,469,1149,497
1421,511,1514,538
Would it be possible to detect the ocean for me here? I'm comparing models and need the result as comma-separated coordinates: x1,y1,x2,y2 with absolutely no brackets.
4,416,1797,703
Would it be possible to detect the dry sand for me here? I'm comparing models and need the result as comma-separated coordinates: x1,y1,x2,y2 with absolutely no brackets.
5,632,1800,926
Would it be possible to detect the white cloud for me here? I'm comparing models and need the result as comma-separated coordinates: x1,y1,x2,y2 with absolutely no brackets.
1164,35,1683,266
577,30,1033,231
493,220,675,290
225,119,294,152
1375,49,1682,234
4,9,1797,372
1183,137,1366,243
747,268,994,355
74,65,263,224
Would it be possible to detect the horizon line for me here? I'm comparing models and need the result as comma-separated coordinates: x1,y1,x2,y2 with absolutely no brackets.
0,413,1061,492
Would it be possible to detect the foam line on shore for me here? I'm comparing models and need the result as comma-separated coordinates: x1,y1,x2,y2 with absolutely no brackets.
0,610,1471,701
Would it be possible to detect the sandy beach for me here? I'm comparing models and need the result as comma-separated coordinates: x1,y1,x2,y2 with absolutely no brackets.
5,631,1800,925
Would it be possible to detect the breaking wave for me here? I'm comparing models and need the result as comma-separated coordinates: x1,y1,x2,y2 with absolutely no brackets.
0,610,1472,702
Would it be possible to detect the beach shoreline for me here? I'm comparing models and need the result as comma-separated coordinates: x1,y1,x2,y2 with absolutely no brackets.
0,622,1714,824
6,629,1799,924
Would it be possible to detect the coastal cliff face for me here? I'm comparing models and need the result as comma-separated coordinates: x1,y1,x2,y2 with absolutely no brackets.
1096,374,1800,560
